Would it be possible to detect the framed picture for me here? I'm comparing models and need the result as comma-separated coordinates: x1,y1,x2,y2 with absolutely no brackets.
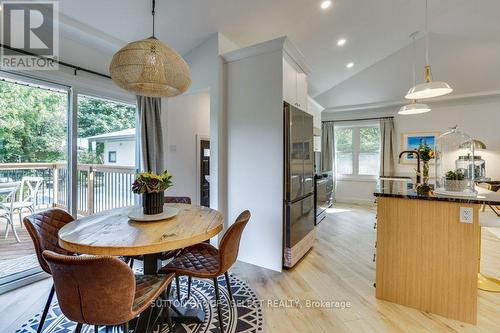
400,131,440,164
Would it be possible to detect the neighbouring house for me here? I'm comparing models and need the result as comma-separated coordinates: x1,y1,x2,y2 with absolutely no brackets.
85,128,136,166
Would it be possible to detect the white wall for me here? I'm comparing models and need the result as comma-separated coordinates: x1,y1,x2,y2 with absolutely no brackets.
163,93,210,204
323,95,500,203
334,179,377,205
307,97,324,130
225,47,284,272
178,33,227,222
103,140,135,166
394,96,500,180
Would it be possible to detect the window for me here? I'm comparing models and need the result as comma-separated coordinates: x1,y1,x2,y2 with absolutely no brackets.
77,94,137,215
77,94,136,167
108,151,117,163
335,124,380,178
335,128,353,175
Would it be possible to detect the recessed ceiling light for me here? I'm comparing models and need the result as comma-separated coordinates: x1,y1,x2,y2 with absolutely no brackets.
321,1,332,10
337,38,346,47
346,62,354,68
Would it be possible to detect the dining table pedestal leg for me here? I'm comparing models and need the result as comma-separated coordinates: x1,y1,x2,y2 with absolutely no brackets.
136,254,205,332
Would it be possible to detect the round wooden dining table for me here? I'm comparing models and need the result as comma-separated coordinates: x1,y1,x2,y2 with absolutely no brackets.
58,203,224,329
59,203,223,272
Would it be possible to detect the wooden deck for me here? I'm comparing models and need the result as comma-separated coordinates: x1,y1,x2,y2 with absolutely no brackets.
0,215,35,262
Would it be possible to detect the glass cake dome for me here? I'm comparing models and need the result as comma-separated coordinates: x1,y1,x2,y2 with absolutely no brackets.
434,126,477,197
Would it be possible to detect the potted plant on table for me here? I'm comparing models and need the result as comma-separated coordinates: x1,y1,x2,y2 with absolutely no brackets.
443,170,467,192
132,171,173,215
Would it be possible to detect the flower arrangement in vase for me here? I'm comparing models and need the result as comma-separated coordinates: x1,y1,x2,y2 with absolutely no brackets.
132,171,173,215
417,143,435,185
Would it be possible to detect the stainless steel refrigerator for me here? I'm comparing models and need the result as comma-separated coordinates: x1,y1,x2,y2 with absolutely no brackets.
283,102,315,268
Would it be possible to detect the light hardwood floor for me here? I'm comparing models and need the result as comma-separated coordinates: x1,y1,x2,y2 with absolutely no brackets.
1,204,499,332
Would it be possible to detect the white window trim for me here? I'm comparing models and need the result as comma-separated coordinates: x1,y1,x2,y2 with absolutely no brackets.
334,123,380,181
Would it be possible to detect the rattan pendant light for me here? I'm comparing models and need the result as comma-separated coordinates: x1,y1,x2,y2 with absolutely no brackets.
110,0,191,97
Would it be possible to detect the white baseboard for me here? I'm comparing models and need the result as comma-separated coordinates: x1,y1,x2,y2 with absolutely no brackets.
335,196,376,205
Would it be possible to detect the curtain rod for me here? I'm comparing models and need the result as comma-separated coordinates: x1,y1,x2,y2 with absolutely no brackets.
322,116,394,123
0,43,112,79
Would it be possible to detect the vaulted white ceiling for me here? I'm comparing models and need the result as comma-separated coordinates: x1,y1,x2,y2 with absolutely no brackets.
55,0,500,109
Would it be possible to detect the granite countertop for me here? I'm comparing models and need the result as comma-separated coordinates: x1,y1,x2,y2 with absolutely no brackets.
374,179,500,205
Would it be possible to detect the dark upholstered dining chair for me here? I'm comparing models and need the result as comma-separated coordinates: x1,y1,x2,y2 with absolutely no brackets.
164,196,192,205
127,196,192,269
43,250,175,333
159,210,251,333
23,208,76,333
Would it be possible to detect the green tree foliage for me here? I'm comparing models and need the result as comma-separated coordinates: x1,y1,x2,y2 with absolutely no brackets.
360,127,380,152
77,95,135,138
335,126,380,153
0,80,135,164
0,80,67,163
335,128,352,152
77,95,135,163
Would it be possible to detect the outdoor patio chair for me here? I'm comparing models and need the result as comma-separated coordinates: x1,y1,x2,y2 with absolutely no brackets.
12,176,44,226
0,182,22,242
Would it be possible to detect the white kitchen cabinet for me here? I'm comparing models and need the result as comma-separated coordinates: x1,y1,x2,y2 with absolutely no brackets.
283,56,297,106
283,55,308,111
296,72,308,110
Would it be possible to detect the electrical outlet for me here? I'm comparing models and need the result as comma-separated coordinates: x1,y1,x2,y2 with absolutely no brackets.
460,207,473,224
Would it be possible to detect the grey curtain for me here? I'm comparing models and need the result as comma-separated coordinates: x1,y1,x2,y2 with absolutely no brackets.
137,96,164,173
379,118,396,177
321,122,335,172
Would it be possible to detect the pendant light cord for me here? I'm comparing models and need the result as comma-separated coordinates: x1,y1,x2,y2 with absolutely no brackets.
412,34,416,87
409,31,418,104
425,0,429,65
152,0,156,37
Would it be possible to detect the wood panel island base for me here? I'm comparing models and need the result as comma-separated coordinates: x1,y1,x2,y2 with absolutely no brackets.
374,180,500,324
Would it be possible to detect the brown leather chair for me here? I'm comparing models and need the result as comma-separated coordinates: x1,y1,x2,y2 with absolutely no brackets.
23,208,76,333
128,196,192,269
159,210,251,333
42,250,175,333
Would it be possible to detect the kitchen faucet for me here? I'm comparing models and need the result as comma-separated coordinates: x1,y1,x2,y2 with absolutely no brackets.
399,150,421,184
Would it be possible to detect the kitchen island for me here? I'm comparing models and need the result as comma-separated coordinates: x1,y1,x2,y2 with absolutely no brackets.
374,180,500,324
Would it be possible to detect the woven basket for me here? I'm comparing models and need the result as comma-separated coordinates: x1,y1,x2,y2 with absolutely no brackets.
443,179,468,192
110,37,191,97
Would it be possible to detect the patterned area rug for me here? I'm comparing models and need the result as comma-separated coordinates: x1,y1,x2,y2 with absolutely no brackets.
16,274,263,333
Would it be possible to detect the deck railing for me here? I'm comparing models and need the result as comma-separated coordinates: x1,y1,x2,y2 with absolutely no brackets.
0,163,136,216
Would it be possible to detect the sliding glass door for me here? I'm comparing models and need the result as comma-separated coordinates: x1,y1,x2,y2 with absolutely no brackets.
0,72,70,292
0,72,138,293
